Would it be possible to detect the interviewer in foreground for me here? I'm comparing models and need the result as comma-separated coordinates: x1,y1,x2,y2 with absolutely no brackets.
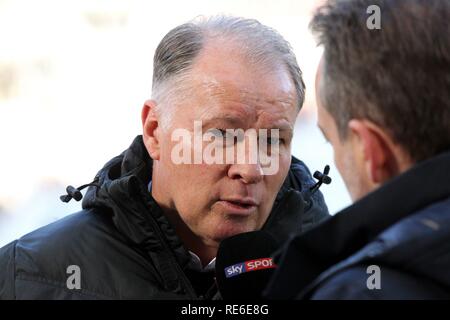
266,0,450,300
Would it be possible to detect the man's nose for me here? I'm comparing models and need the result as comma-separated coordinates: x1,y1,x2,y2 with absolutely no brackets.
227,163,264,184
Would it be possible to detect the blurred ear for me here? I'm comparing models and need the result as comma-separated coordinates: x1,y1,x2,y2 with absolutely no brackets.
141,100,160,160
348,119,398,184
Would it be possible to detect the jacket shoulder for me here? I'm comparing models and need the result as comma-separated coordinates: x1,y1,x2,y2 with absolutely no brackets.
310,264,450,300
1,210,159,299
0,240,17,299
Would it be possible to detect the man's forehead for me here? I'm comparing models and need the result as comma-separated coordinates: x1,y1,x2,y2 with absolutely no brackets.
315,57,329,126
182,79,296,132
187,75,297,111
315,57,325,93
201,111,294,130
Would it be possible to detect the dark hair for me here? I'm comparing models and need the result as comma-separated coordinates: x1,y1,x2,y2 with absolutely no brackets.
310,0,450,162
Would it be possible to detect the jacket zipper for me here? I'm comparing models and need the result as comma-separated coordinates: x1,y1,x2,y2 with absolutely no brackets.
136,185,198,299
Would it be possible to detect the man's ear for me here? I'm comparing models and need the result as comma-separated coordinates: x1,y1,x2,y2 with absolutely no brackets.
141,100,161,160
348,119,398,184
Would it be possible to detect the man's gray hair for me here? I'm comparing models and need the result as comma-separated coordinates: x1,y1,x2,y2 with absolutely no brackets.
151,15,305,124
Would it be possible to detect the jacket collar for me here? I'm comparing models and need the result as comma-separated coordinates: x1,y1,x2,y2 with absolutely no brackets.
82,135,312,267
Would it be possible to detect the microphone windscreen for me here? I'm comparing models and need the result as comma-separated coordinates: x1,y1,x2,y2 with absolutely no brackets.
215,230,279,300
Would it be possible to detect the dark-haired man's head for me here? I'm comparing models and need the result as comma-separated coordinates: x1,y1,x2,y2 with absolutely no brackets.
312,0,450,201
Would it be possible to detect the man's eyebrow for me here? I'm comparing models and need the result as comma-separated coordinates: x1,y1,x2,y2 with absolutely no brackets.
201,115,293,134
263,125,293,140
267,122,293,131
201,115,244,127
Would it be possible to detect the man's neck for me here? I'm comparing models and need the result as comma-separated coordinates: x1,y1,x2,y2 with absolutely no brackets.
162,206,218,267
151,185,217,267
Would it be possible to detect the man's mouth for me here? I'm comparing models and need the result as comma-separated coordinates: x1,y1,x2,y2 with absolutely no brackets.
217,198,259,215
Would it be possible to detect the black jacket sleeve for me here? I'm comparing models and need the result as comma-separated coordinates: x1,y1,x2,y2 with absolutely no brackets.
0,240,17,300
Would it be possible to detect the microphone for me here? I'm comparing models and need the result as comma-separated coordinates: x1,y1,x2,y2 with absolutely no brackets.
215,230,280,300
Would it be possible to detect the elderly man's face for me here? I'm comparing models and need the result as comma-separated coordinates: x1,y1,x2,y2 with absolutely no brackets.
149,42,298,248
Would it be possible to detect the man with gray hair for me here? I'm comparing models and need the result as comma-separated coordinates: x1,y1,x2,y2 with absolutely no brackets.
0,16,329,299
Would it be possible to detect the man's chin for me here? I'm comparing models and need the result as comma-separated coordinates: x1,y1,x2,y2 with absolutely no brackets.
210,221,257,242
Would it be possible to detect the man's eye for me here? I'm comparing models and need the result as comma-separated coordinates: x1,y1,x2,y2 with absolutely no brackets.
267,136,283,145
206,129,238,146
206,128,226,137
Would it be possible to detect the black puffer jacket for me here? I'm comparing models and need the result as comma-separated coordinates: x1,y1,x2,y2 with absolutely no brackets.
0,135,329,299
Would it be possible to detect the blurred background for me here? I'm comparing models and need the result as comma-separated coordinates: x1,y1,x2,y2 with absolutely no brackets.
0,0,351,247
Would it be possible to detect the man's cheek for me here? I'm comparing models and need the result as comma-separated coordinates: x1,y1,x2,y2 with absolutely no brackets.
262,149,286,176
276,152,291,178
